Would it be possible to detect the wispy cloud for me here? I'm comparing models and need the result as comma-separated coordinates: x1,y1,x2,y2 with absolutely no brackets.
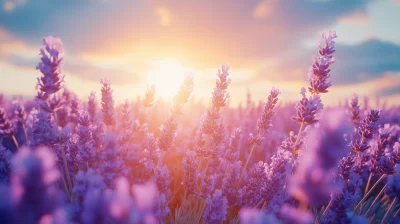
337,10,369,25
155,6,172,26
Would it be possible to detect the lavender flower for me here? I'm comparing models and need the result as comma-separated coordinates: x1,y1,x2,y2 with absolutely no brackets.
350,109,381,153
97,134,127,187
203,189,228,224
158,115,178,152
12,101,27,126
0,145,11,183
101,79,115,126
222,161,242,206
348,93,361,128
239,208,280,224
280,131,304,154
154,164,172,197
182,150,199,194
264,149,293,214
75,111,97,167
11,146,64,223
143,85,156,108
385,173,400,199
291,88,319,125
36,36,64,96
256,87,280,135
31,111,57,148
87,91,98,123
0,108,15,138
289,109,349,207
73,168,105,212
158,73,194,152
308,31,337,94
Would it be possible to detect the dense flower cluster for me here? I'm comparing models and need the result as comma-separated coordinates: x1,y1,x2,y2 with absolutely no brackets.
0,32,399,224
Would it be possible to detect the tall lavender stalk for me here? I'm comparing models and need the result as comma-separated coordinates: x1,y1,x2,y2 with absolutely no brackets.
282,109,349,223
36,36,64,97
101,79,115,127
288,31,337,155
157,73,194,153
237,87,280,189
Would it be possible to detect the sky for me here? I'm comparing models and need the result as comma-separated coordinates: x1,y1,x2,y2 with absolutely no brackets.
0,0,399,107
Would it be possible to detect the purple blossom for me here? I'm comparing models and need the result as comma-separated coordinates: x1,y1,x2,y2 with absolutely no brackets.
291,88,319,125
73,168,105,213
101,79,115,126
158,73,194,152
348,93,361,128
386,173,400,199
10,146,64,223
182,150,199,194
0,145,11,183
0,108,15,138
222,161,242,206
256,87,280,134
308,31,337,94
225,128,242,162
154,164,172,197
31,111,57,148
239,208,280,224
12,101,27,126
87,91,98,123
203,189,228,224
350,109,381,153
36,36,64,96
143,85,156,108
97,134,127,187
289,109,349,207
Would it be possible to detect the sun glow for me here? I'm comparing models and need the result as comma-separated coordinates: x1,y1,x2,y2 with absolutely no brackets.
145,59,189,98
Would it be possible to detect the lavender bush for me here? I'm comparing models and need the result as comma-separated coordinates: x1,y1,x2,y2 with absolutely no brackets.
0,32,399,224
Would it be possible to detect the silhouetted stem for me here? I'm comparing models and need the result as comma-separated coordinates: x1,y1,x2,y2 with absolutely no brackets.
12,135,19,149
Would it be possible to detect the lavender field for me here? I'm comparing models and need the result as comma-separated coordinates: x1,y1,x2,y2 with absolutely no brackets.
1,1,400,224
0,31,399,224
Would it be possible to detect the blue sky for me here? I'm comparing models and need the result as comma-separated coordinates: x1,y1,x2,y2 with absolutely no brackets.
0,0,399,106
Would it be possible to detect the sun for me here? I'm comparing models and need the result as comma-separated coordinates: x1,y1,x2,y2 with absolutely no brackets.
145,59,189,98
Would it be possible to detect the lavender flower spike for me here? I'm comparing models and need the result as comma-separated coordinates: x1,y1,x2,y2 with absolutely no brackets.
308,31,337,94
101,79,115,126
203,189,228,224
348,93,361,128
36,36,64,96
0,108,15,138
291,88,319,125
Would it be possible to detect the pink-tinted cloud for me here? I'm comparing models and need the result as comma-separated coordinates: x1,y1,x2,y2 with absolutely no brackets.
3,0,27,12
337,10,370,25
